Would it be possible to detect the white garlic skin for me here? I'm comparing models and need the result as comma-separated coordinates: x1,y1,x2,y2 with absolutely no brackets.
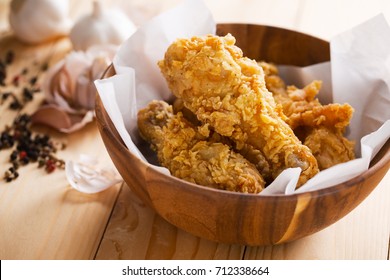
9,0,71,44
70,1,136,51
42,45,116,113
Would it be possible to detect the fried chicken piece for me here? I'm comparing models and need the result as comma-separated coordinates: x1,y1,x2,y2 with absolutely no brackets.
158,34,319,186
303,127,355,169
137,100,265,193
259,61,355,169
173,97,273,183
260,61,354,129
284,81,354,130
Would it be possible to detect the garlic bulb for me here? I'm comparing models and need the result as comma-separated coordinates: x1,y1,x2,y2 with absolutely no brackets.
70,1,136,51
31,45,116,133
9,0,72,44
44,45,116,112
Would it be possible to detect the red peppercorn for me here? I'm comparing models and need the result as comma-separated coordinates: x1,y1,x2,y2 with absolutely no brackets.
45,160,56,173
19,150,27,159
12,75,20,86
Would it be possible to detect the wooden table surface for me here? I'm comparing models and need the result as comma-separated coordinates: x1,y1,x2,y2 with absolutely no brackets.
0,0,389,260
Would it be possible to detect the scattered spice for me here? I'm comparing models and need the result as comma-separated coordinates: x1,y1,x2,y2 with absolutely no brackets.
0,51,41,111
0,49,66,183
0,50,15,86
12,75,20,86
5,50,15,65
0,60,5,86
1,114,66,182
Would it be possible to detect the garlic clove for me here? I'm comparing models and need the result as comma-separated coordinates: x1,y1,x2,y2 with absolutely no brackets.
42,49,102,113
9,0,72,44
31,105,72,130
70,1,136,51
75,54,111,110
34,44,114,133
30,105,94,133
65,154,122,194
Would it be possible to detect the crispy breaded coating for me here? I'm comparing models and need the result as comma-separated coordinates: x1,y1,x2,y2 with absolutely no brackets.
158,34,319,186
137,100,265,193
173,97,273,183
303,127,355,170
259,61,355,169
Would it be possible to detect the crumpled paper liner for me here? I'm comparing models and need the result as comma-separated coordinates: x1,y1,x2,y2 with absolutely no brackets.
95,0,390,195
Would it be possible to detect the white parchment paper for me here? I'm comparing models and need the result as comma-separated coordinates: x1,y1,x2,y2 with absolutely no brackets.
95,0,390,195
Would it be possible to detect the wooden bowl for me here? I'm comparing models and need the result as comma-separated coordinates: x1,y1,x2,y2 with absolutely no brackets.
95,24,390,245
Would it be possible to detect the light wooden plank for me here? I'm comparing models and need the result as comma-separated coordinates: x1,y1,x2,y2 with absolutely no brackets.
0,32,121,259
95,184,245,260
244,170,390,260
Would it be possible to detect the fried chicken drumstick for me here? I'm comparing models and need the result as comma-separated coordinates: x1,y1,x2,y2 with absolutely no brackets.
137,100,265,193
158,34,319,186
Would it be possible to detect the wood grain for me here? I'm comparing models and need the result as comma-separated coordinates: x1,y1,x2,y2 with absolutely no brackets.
216,23,330,66
95,184,244,260
0,34,121,259
244,170,390,259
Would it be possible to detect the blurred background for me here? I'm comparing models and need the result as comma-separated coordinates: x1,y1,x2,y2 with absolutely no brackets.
1,0,390,40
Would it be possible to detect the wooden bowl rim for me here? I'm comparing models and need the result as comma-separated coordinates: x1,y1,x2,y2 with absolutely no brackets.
216,22,330,45
96,23,390,200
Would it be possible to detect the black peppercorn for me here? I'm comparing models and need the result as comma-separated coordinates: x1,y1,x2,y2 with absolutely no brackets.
29,76,37,86
9,99,22,110
0,51,65,183
1,113,66,182
5,50,14,65
23,87,33,101
10,150,18,161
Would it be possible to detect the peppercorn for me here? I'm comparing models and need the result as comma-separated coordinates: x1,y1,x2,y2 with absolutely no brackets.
1,113,66,182
0,61,6,86
9,99,22,110
0,50,65,183
4,166,18,182
1,92,11,102
12,161,19,170
0,72,6,86
22,87,33,101
38,159,45,168
12,75,20,86
5,50,14,65
45,160,56,173
21,157,29,165
29,76,37,86
19,151,27,159
10,150,18,161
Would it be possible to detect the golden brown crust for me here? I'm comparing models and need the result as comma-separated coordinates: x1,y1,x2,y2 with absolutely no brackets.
259,61,355,170
158,34,319,186
137,100,265,193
